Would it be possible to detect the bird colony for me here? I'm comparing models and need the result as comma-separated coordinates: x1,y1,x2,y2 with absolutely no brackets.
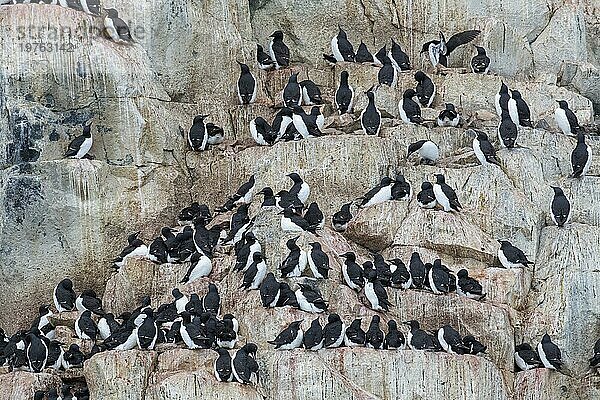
0,1,598,400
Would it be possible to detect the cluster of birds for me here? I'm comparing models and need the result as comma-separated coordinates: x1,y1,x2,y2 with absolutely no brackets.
269,315,486,355
2,1,136,44
1,275,263,385
34,383,89,400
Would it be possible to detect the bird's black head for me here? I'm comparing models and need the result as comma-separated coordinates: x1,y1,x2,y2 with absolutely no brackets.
339,251,355,261
257,44,264,52
510,90,522,99
551,186,564,196
434,174,445,184
310,106,321,116
403,89,417,99
257,186,273,197
556,100,569,109
309,241,321,250
291,320,304,328
366,90,375,102
433,259,442,268
421,181,433,190
287,172,302,183
515,343,533,351
371,315,380,324
328,313,341,323
172,288,183,299
394,173,406,183
286,236,300,248
476,130,489,141
407,140,426,157
380,176,393,186
445,103,456,111
337,26,347,38
39,305,50,315
237,61,250,73
106,8,119,18
193,114,208,124
457,269,469,279
403,320,420,330
340,70,349,83
414,70,427,82
366,268,377,281
388,319,398,330
541,333,552,343
243,343,258,354
270,30,284,40
499,81,509,93
252,252,265,262
288,72,299,83
292,106,304,115
60,278,74,290
279,107,294,118
208,283,218,292
81,289,97,298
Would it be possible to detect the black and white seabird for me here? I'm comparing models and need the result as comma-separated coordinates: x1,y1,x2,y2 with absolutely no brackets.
299,79,323,105
322,53,338,65
113,231,149,270
280,237,307,278
272,107,294,138
304,202,324,230
335,71,354,114
98,313,120,340
407,140,439,165
365,315,384,349
508,90,533,127
495,81,511,117
237,62,257,105
256,187,277,208
135,310,157,350
75,310,98,340
75,289,103,314
309,106,325,131
250,117,277,146
456,269,486,300
25,332,47,373
65,122,93,159
361,89,381,136
283,73,302,108
231,343,259,385
391,174,412,201
217,317,238,349
433,174,461,212
323,313,345,348
373,45,386,67
339,252,364,290
414,71,435,108
354,41,374,63
388,258,411,289
470,46,490,73
378,53,397,87
555,100,581,135
203,283,221,315
421,30,480,68
537,334,563,370
331,26,355,62
281,208,316,234
417,181,437,208
307,242,330,279
276,282,299,308
269,30,290,69
360,177,394,208
180,252,212,285
241,252,267,290
364,270,392,311
436,103,460,127
472,130,501,166
269,320,304,350
428,259,451,295
388,39,411,71
292,106,323,139
303,318,324,350
256,44,274,70
404,320,437,350
53,278,76,312
214,348,233,382
172,288,189,314
234,231,261,272
332,203,353,232
463,335,486,355
104,8,133,44
398,89,423,124
62,343,85,369
343,318,365,347
571,132,592,178
550,186,571,227
514,343,542,371
275,190,304,214
259,272,280,308
221,175,256,212
497,240,532,268
409,252,426,289
295,283,328,313
438,325,469,354
188,115,209,151
498,110,518,148
384,320,406,350
205,122,225,145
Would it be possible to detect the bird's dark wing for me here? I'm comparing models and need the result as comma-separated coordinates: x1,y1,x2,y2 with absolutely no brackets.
479,140,500,165
446,30,480,54
441,184,461,209
565,108,581,129
273,42,290,67
65,135,85,157
113,17,133,41
460,277,483,294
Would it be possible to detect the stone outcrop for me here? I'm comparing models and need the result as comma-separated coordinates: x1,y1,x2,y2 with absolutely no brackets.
0,1,599,400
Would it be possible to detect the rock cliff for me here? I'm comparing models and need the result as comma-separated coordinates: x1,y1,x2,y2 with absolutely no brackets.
1,1,599,399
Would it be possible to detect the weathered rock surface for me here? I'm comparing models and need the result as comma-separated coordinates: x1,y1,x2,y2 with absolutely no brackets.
1,1,599,400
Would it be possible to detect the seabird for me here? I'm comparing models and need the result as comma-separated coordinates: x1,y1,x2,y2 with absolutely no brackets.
470,46,490,73
269,30,290,69
236,62,257,105
331,26,355,62
259,272,281,308
456,269,486,300
335,71,354,114
391,174,412,201
240,252,267,290
404,320,438,350
436,103,460,127
304,202,324,230
472,130,501,166
295,283,328,313
307,242,330,279
268,320,304,350
497,240,533,268
354,41,374,63
388,39,411,71
280,236,307,278
414,71,435,108
256,44,274,70
433,174,462,212
514,343,542,371
53,278,76,312
537,334,563,370
508,90,533,127
378,53,397,87
214,348,233,382
428,259,451,295
332,202,352,232
360,177,394,208
303,318,324,350
75,310,97,340
550,186,571,227
417,181,437,208
231,343,259,385
421,30,480,68
438,325,469,354
360,88,382,135
384,320,406,350
299,79,323,105
555,100,581,135
339,252,364,290
498,110,519,148
409,252,426,289
364,270,392,311
365,315,384,349
398,89,423,124
495,81,511,117
104,8,133,44
407,140,440,165
64,122,93,159
344,318,366,347
323,313,345,348
282,73,302,108
571,132,592,177
188,115,209,151
389,258,412,289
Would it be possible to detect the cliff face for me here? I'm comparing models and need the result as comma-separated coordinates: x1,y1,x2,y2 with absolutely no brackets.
1,1,599,399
